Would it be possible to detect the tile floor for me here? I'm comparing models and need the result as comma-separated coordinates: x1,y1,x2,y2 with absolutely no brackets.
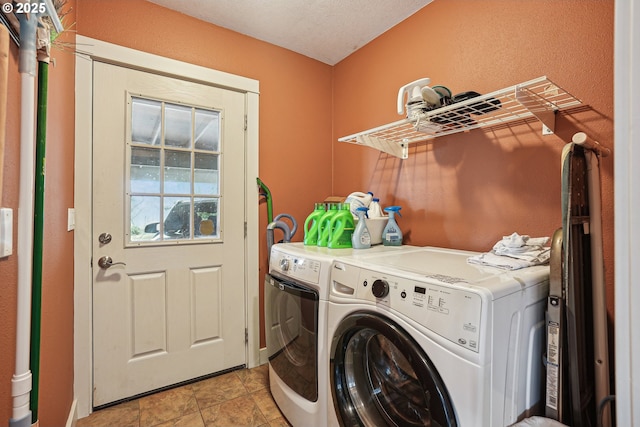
77,364,292,427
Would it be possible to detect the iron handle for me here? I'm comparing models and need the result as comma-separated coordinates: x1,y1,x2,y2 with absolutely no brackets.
98,256,126,269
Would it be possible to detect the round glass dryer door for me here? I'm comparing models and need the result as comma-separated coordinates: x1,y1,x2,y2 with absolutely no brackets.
331,311,458,427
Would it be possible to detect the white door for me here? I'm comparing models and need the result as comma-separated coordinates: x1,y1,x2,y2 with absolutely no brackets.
91,62,247,406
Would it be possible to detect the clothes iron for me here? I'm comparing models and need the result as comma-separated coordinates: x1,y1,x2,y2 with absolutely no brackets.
397,77,431,119
397,77,442,133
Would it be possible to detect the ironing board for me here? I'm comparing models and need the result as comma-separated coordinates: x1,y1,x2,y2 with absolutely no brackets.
545,142,611,426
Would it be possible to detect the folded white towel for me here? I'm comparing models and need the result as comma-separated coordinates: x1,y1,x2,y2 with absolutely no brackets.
468,232,551,270
493,232,549,254
496,232,530,248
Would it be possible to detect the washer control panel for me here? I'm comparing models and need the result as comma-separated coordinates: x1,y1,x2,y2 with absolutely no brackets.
356,268,483,353
269,251,322,285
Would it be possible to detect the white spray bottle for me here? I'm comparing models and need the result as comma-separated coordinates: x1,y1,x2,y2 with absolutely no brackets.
382,206,403,246
352,207,371,249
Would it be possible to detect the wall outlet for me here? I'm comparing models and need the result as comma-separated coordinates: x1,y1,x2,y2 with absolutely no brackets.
0,208,13,257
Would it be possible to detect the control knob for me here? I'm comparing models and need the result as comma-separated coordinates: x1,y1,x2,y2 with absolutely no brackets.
279,258,290,272
371,279,389,298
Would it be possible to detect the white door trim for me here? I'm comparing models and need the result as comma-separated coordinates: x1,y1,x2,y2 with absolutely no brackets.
614,0,639,424
73,35,260,418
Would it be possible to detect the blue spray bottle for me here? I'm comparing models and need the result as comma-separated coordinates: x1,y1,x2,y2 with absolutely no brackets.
382,206,403,246
352,207,371,249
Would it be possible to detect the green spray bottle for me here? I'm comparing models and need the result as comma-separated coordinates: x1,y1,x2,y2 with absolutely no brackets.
317,203,339,247
382,206,403,246
328,203,355,249
303,203,326,245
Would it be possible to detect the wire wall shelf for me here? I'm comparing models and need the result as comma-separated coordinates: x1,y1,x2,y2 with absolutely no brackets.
338,76,582,159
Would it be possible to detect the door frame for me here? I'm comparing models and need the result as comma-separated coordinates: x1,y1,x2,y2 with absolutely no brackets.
73,35,260,418
614,0,640,424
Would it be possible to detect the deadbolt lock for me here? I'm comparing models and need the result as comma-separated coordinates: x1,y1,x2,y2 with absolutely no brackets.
99,232,112,244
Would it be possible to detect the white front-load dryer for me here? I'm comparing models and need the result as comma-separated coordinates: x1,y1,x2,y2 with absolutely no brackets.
327,247,550,426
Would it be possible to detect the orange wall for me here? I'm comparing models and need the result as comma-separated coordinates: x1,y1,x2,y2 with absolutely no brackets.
333,0,615,317
0,1,77,425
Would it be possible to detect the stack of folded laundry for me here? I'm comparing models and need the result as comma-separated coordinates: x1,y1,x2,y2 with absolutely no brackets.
467,232,551,270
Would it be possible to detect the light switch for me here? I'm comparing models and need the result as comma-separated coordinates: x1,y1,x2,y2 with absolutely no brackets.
0,208,13,257
68,208,75,231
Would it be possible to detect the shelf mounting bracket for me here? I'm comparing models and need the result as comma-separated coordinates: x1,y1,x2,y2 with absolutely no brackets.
355,134,409,159
515,84,558,135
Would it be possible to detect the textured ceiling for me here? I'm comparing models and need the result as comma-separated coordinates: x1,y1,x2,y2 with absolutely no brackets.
147,0,433,65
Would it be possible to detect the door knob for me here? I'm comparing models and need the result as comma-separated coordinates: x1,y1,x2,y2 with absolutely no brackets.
98,256,126,269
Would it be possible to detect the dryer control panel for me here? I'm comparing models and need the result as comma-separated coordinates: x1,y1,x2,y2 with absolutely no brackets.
269,250,322,285
355,268,483,353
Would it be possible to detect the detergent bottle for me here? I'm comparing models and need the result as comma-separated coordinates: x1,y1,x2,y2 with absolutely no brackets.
368,197,383,218
328,203,355,249
303,203,326,246
382,206,403,246
317,203,339,247
344,191,374,217
351,207,371,249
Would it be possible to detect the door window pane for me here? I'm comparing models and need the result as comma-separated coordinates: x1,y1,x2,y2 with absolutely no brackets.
163,197,191,240
194,198,219,239
164,150,191,194
130,196,161,241
194,109,220,151
130,147,161,193
131,98,161,145
194,153,219,194
165,103,192,148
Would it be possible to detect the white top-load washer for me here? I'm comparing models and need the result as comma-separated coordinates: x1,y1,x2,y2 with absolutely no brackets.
327,246,550,426
265,243,422,427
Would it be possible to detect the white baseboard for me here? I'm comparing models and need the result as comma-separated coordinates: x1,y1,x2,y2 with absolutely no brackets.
65,399,77,427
